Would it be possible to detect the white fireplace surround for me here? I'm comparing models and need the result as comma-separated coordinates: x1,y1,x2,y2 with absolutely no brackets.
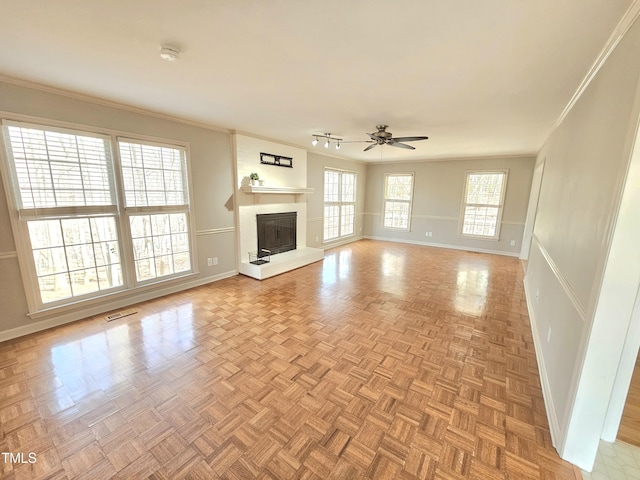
235,134,324,280
237,202,324,279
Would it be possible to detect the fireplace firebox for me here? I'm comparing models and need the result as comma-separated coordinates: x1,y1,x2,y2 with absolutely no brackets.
256,212,297,258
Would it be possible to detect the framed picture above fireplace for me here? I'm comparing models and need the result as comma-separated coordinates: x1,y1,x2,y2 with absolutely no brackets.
260,152,293,168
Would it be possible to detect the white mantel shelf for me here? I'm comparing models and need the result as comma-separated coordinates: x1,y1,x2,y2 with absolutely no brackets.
241,185,314,194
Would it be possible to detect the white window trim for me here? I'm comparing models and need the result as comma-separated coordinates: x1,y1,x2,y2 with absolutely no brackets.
458,169,509,241
383,172,414,231
323,167,357,242
0,116,199,316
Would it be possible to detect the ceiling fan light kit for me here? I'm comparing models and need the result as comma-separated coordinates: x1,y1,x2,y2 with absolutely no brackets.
311,125,428,152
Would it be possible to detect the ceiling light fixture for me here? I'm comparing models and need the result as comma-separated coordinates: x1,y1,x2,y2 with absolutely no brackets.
160,45,181,62
311,133,343,151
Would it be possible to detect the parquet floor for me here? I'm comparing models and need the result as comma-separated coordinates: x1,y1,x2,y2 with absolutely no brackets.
617,352,640,447
0,240,582,479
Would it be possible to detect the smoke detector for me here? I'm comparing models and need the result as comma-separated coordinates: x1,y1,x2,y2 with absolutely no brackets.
160,46,180,62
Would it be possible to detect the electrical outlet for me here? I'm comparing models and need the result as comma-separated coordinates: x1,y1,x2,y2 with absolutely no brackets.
212,257,218,265
425,231,433,237
316,236,319,242
429,232,433,237
536,288,540,302
510,240,516,246
207,258,212,267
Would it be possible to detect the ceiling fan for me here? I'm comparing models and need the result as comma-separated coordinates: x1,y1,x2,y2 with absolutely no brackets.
363,125,429,152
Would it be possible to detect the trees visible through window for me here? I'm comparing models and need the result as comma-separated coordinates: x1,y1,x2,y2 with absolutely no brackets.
1,121,193,311
323,169,356,241
383,173,414,230
119,141,191,282
460,171,508,239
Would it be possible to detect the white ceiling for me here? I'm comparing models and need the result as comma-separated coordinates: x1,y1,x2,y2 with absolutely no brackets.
0,0,634,162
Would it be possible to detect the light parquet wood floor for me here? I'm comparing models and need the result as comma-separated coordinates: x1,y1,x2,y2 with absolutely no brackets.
0,240,582,479
617,352,640,447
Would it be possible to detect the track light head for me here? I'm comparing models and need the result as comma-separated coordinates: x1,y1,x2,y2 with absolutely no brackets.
311,132,342,150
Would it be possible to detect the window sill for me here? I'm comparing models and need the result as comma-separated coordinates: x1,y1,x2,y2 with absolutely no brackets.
383,227,411,232
459,233,500,242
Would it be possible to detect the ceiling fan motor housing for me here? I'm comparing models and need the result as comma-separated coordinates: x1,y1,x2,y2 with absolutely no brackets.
363,125,428,151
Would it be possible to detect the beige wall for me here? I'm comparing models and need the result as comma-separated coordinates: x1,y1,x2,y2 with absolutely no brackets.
524,16,640,470
363,156,535,256
0,81,236,339
306,152,368,248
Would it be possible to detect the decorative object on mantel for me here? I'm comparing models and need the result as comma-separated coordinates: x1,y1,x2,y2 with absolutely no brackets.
260,152,293,168
249,249,271,265
249,172,259,186
311,125,429,152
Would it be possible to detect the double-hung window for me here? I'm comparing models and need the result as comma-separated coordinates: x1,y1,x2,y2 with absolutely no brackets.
1,120,193,313
323,168,356,241
119,140,191,282
459,170,508,239
383,173,414,230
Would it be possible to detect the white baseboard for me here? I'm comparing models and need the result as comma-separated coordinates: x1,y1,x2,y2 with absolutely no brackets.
0,270,237,343
523,274,562,448
363,235,520,257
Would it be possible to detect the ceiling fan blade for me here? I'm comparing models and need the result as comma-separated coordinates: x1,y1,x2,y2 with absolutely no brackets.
392,136,429,142
367,133,379,141
389,142,415,150
363,143,378,152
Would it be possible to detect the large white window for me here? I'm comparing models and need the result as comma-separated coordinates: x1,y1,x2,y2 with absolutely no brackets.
1,120,193,312
383,173,414,230
459,170,508,239
323,169,356,241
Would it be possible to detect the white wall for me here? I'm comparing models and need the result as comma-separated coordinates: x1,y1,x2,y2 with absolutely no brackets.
524,15,640,470
0,80,236,340
235,134,309,263
235,134,307,190
363,156,535,256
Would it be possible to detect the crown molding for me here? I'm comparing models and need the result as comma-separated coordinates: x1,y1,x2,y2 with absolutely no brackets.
370,152,537,165
232,130,309,152
0,74,231,134
548,0,640,138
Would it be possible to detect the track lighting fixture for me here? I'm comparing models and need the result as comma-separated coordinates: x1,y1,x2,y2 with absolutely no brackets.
311,133,343,150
